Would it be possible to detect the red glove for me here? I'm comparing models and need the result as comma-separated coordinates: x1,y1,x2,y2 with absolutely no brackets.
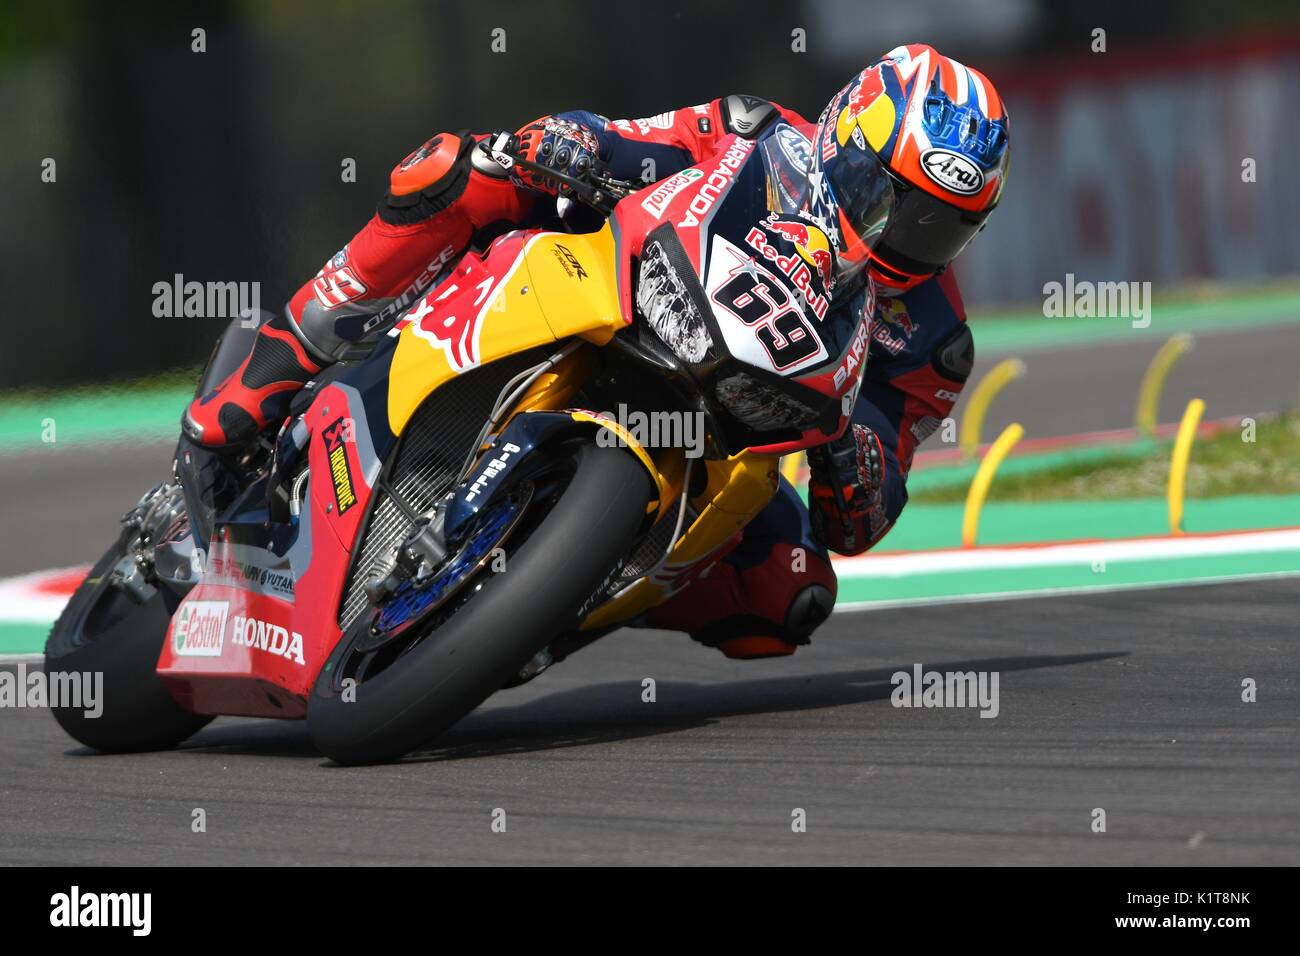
511,116,603,196
807,423,890,555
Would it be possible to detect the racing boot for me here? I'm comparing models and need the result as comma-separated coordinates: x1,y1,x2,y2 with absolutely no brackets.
182,312,323,450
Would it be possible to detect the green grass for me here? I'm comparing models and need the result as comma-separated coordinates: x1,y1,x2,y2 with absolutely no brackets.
913,412,1300,503
0,366,203,405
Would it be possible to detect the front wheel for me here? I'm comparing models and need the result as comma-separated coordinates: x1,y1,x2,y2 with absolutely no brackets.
307,443,653,765
44,533,213,753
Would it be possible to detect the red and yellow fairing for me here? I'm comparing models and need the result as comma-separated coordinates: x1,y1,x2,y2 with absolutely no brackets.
385,223,628,434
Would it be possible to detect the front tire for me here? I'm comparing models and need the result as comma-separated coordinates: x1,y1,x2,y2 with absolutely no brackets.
308,443,652,765
44,535,213,753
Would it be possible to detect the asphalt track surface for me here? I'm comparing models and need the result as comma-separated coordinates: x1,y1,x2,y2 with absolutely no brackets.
2,578,1297,865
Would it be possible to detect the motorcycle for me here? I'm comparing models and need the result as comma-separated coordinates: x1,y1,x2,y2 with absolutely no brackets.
46,129,872,764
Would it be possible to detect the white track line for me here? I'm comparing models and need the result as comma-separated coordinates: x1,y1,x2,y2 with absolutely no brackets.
834,528,1300,577
3,528,1298,658
835,568,1300,614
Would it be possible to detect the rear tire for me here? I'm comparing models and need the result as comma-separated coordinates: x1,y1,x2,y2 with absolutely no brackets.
308,443,652,765
44,535,213,753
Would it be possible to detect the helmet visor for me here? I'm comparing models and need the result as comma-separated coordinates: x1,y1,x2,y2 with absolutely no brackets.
873,180,988,277
826,145,895,278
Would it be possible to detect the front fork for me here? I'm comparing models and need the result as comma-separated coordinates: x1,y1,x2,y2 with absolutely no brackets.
503,346,786,630
578,449,782,631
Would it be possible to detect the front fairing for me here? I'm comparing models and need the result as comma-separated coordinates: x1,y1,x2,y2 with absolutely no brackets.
610,124,872,456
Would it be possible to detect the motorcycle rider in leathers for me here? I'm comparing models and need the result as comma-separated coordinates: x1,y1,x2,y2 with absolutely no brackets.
183,43,1011,661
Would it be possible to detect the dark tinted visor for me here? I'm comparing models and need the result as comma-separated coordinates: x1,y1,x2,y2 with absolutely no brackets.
875,180,988,273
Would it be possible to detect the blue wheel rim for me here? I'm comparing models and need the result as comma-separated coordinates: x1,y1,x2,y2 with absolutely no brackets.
375,491,527,634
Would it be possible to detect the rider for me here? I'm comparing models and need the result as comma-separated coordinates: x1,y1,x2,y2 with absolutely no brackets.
183,43,1010,660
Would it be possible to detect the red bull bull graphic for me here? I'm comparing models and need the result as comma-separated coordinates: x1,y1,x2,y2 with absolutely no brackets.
808,248,834,290
844,66,885,117
766,218,812,246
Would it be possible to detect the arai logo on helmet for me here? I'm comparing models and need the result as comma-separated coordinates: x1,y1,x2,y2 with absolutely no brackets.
920,148,984,195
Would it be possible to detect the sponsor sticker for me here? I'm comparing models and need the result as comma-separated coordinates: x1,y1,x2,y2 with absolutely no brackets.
743,215,832,321
322,417,358,515
775,125,812,173
207,553,295,599
631,111,676,135
920,148,984,195
832,318,870,390
173,600,228,657
552,243,588,280
363,244,456,334
639,168,703,219
677,139,754,229
230,615,306,666
878,295,917,337
465,442,521,503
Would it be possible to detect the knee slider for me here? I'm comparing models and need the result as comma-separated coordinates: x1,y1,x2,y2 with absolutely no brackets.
784,583,835,643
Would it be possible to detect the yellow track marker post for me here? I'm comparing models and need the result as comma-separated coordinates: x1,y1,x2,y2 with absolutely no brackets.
1136,333,1194,438
962,422,1024,548
780,452,804,486
1168,397,1205,535
960,358,1025,461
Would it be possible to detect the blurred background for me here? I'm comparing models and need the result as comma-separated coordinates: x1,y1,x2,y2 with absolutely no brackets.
2,0,1298,387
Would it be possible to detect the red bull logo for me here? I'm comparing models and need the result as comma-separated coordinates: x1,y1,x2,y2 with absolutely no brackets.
879,296,916,336
762,215,835,288
833,64,897,155
743,219,831,322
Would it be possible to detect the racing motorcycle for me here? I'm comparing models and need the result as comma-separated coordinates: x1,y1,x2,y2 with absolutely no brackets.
46,129,873,764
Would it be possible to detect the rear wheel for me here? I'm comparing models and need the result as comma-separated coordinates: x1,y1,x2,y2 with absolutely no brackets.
308,443,652,765
44,533,212,753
